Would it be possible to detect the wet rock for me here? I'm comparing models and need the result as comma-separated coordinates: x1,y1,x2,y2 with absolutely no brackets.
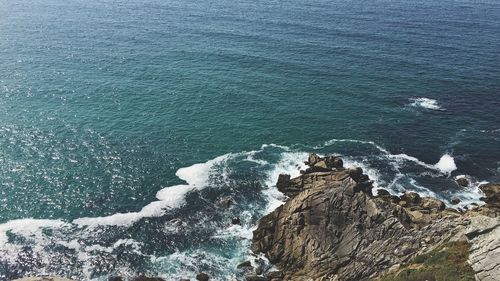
306,153,321,166
377,188,391,197
245,276,268,281
132,276,165,281
237,260,253,269
217,197,234,209
420,197,446,211
195,273,209,281
108,277,124,281
252,155,487,281
456,177,469,187
232,217,241,225
401,191,421,204
324,156,343,169
451,197,461,205
479,183,500,206
347,167,363,181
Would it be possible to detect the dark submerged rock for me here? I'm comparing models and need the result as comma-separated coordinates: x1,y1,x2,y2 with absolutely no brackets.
195,273,209,281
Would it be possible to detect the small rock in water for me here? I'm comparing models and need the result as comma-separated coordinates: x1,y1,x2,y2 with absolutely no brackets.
217,197,234,209
451,197,461,205
377,189,391,197
196,273,210,281
231,217,241,225
132,276,165,281
456,177,469,187
237,260,252,269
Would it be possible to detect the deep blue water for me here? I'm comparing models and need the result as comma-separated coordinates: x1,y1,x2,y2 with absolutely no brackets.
0,0,499,280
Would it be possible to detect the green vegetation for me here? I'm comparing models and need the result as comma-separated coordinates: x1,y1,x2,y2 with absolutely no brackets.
380,241,475,281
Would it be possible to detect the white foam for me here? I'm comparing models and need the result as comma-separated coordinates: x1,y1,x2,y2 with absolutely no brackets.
409,97,443,110
0,218,67,245
262,151,308,213
74,154,233,228
434,154,457,174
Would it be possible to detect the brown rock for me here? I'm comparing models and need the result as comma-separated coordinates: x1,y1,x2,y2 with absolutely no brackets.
456,177,469,187
479,183,500,205
420,197,446,211
252,155,475,281
401,191,421,204
307,153,321,166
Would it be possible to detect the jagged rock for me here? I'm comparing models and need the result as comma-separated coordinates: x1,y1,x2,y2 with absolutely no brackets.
195,273,209,281
377,188,391,197
456,177,470,187
252,155,498,281
306,153,321,166
400,191,421,204
480,183,500,206
324,156,343,169
231,217,241,225
420,197,446,211
451,197,461,205
347,166,363,181
465,215,500,281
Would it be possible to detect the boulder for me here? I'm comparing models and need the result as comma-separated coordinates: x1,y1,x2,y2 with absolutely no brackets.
231,217,241,225
401,191,421,204
421,197,446,211
324,156,343,169
306,153,321,166
347,167,363,181
196,273,210,281
451,197,461,205
377,189,391,197
479,183,500,205
456,177,469,187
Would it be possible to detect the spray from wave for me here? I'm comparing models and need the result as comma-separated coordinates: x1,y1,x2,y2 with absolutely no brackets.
408,97,443,110
0,140,485,280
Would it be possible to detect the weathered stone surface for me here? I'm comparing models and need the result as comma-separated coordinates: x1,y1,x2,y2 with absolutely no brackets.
466,215,500,281
420,197,446,211
252,155,500,281
252,170,465,280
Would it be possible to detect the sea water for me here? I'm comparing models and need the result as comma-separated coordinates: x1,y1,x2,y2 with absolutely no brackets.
0,0,499,280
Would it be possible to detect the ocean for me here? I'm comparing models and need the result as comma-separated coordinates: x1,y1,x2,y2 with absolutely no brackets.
0,0,499,280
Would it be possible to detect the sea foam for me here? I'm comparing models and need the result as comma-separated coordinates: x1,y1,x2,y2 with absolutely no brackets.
409,97,443,110
73,154,232,227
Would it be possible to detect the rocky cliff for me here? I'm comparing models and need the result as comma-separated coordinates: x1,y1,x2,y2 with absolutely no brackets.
251,154,500,281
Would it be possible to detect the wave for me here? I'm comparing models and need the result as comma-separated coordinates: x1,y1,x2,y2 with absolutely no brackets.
408,97,443,110
0,140,485,280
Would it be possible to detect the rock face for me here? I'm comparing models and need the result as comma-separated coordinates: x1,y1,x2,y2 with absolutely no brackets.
252,154,500,281
466,215,500,281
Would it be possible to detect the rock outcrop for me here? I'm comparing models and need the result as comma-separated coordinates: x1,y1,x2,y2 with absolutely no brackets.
252,153,500,281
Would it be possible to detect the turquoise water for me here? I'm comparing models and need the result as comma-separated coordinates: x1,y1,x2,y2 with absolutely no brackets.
0,0,499,280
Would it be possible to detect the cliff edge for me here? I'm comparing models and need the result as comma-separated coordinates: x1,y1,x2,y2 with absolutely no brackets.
252,154,500,281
